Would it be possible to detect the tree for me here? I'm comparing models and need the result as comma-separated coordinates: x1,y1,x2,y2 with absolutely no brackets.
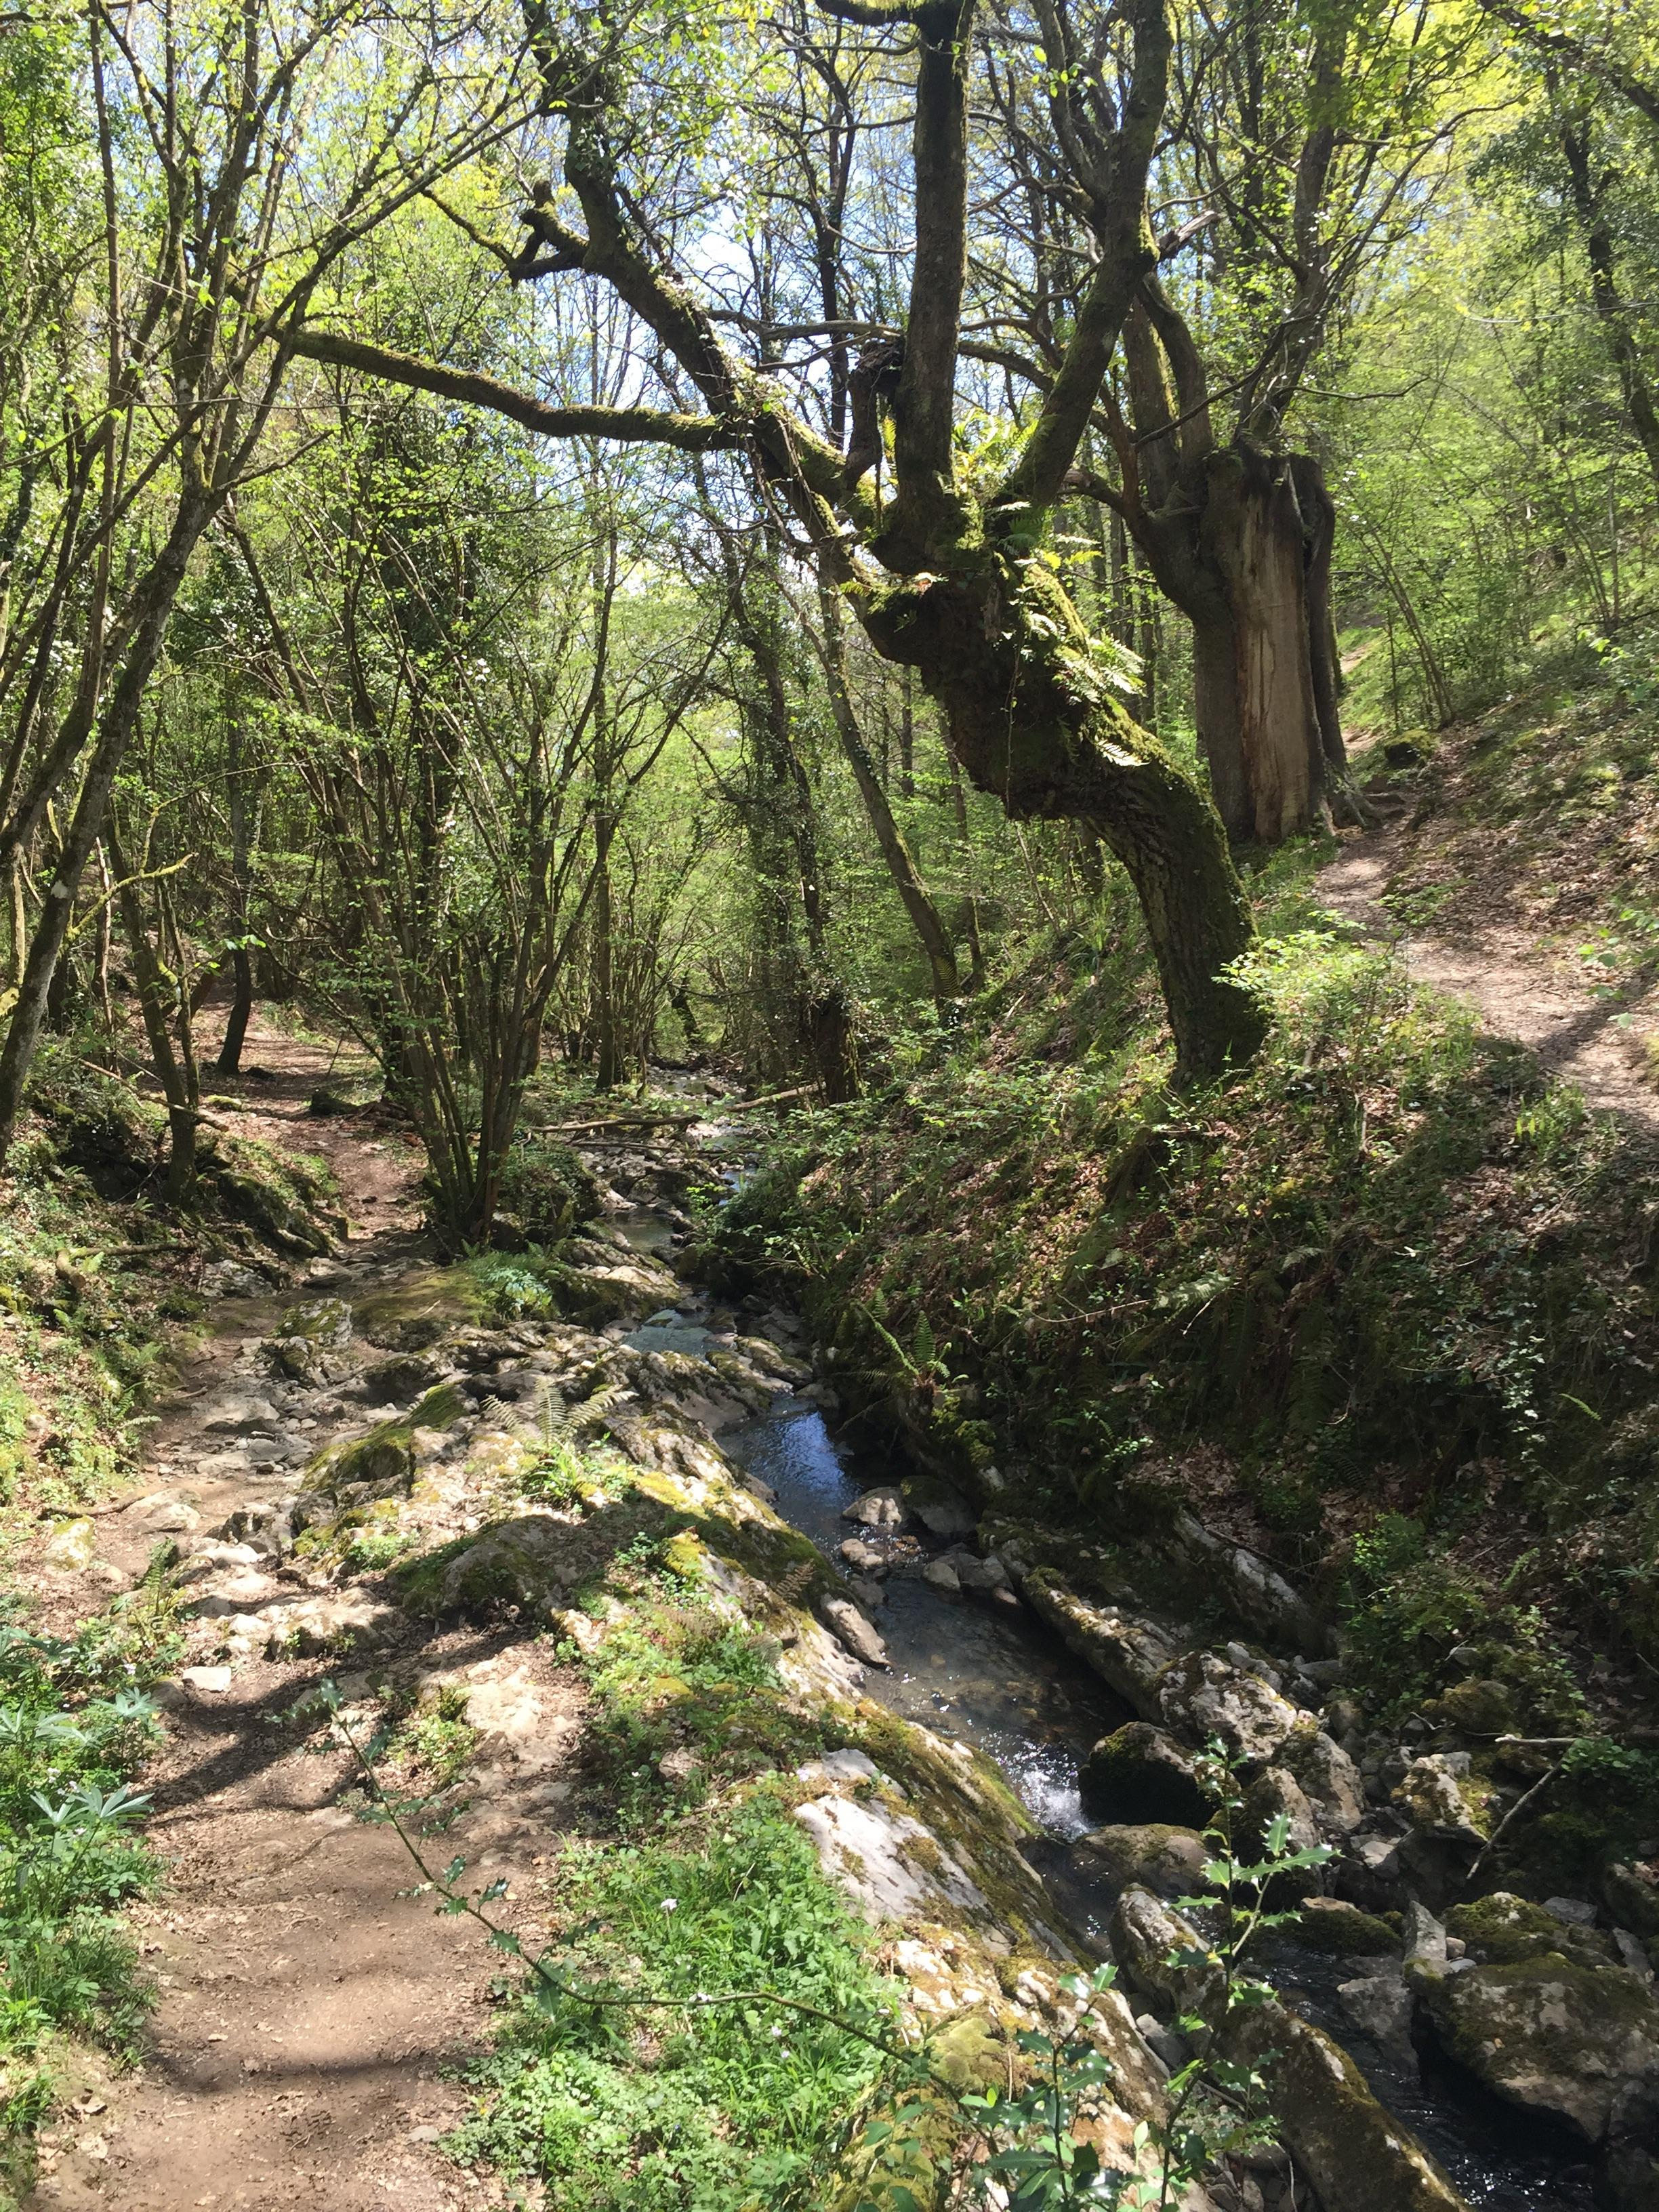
289,0,1266,1082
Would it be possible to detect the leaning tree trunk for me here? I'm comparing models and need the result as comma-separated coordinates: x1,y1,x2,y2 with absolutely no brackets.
860,557,1265,1083
1186,443,1341,846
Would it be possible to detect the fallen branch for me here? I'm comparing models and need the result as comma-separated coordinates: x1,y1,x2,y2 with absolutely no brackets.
548,1082,817,1136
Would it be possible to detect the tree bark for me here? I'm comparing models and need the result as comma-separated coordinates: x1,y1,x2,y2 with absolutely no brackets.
860,558,1265,1082
0,497,207,1166
1559,111,1659,501
216,725,259,1075
108,827,198,1206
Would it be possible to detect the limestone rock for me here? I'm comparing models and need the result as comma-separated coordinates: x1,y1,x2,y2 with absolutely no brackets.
1022,1572,1180,1721
951,1551,1009,1596
1337,1967,1416,2066
1282,1727,1366,1837
1082,1723,1214,1828
1297,1896,1399,1958
920,1559,961,1595
1225,1999,1471,2212
794,1790,987,1922
1158,1648,1303,1766
269,1592,399,1657
43,1518,96,1570
1391,1753,1489,1844
818,1593,890,1668
1241,1765,1324,1880
842,1486,909,1530
1411,1948,1659,2143
401,1513,573,1618
1078,1822,1208,1900
1605,1862,1659,1942
899,1477,976,1540
838,1538,887,1576
1108,1886,1221,2017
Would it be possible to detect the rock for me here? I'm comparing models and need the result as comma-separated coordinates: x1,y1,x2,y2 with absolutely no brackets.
817,1593,890,1669
953,1551,1009,1595
1169,1509,1327,1652
179,1666,235,1692
1158,1649,1303,1766
794,1790,987,1923
899,1477,976,1541
847,1576,887,1612
1023,1572,1181,1721
920,1559,961,1595
1078,1822,1209,1900
1445,1891,1614,1970
1411,1948,1659,2143
1604,1862,1659,1942
1404,1901,1448,1967
1297,1896,1399,1957
401,1513,572,1617
1225,1999,1472,2212
1601,2078,1659,2212
1614,1929,1654,1982
203,1393,279,1433
842,1487,909,1531
838,1538,887,1576
352,1270,487,1350
1337,1968,1416,2065
1109,1886,1221,2016
43,1519,96,1570
1393,1753,1489,1858
739,1472,777,1504
1083,1723,1216,1828
1340,1826,1404,1906
1241,1766,1324,1884
1282,1728,1366,1837
279,1296,354,1347
1134,2012,1189,2074
263,1336,321,1382
797,1748,880,1788
268,1592,400,1658
1546,1896,1601,1929
362,1354,446,1405
201,1261,271,1298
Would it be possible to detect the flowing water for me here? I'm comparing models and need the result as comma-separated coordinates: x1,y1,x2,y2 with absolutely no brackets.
613,1159,1591,2211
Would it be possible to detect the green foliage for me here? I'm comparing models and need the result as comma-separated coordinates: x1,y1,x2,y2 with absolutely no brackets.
448,1797,894,2211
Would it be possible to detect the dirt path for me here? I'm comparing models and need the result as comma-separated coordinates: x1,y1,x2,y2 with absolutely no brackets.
24,1023,571,2212
1317,826,1659,1132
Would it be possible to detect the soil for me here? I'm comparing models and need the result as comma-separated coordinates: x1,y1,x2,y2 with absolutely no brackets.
1317,797,1659,1134
21,1021,575,2212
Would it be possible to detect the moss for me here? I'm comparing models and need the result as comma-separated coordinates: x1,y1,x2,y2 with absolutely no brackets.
352,1268,491,1349
1446,1892,1610,1968
1296,1898,1400,1957
308,1385,465,1500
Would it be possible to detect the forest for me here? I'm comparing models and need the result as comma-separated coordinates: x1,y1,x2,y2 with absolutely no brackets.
3,0,1659,2205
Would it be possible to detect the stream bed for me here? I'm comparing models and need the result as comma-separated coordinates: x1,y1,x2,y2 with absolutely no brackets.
722,1379,1591,2212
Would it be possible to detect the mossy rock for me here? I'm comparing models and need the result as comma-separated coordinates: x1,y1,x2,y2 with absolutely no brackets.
1296,1897,1399,1957
1424,1677,1520,1738
1412,1950,1659,2142
352,1269,491,1349
308,1385,465,1499
1077,1822,1208,1900
394,1511,572,1617
1083,1723,1216,1828
1446,1892,1612,1969
279,1296,352,1347
495,1134,602,1240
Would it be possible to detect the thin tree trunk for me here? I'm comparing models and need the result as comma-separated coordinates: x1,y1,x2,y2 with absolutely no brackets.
945,737,984,988
216,725,258,1074
1560,112,1659,499
816,581,960,1004
108,827,197,1204
0,498,207,1166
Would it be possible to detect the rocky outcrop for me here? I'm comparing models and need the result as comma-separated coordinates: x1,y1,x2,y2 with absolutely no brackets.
1083,1723,1215,1827
1078,1823,1209,1899
1021,1573,1181,1719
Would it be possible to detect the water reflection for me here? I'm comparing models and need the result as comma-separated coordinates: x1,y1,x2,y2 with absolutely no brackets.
722,1405,1126,1839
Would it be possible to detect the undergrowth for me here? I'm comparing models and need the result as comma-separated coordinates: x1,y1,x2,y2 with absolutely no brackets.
716,876,1659,1725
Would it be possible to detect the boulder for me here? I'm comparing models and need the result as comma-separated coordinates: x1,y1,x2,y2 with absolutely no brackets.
1444,1890,1613,1971
43,1518,97,1571
1282,1728,1366,1837
1078,1822,1208,1900
1391,1753,1489,1845
1241,1766,1325,1885
1022,1572,1180,1721
838,1538,887,1577
1605,1862,1659,1942
1108,1885,1221,2017
899,1476,976,1541
1158,1649,1303,1766
268,1592,399,1657
1410,1948,1659,2143
1170,1511,1327,1652
1336,1967,1416,2067
1224,1999,1471,2212
1082,1723,1215,1828
818,1593,890,1669
920,1559,961,1596
953,1551,1010,1596
1297,1896,1399,1958
842,1487,909,1531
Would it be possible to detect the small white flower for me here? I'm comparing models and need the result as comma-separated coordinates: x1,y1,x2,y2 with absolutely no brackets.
659,1896,678,1914
770,2023,784,2038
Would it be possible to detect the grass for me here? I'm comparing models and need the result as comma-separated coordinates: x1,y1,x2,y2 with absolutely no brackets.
714,862,1659,1732
447,1795,893,2212
0,1566,182,2199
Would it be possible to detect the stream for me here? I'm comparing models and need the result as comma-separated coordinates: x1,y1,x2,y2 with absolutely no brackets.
612,1153,1591,2212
